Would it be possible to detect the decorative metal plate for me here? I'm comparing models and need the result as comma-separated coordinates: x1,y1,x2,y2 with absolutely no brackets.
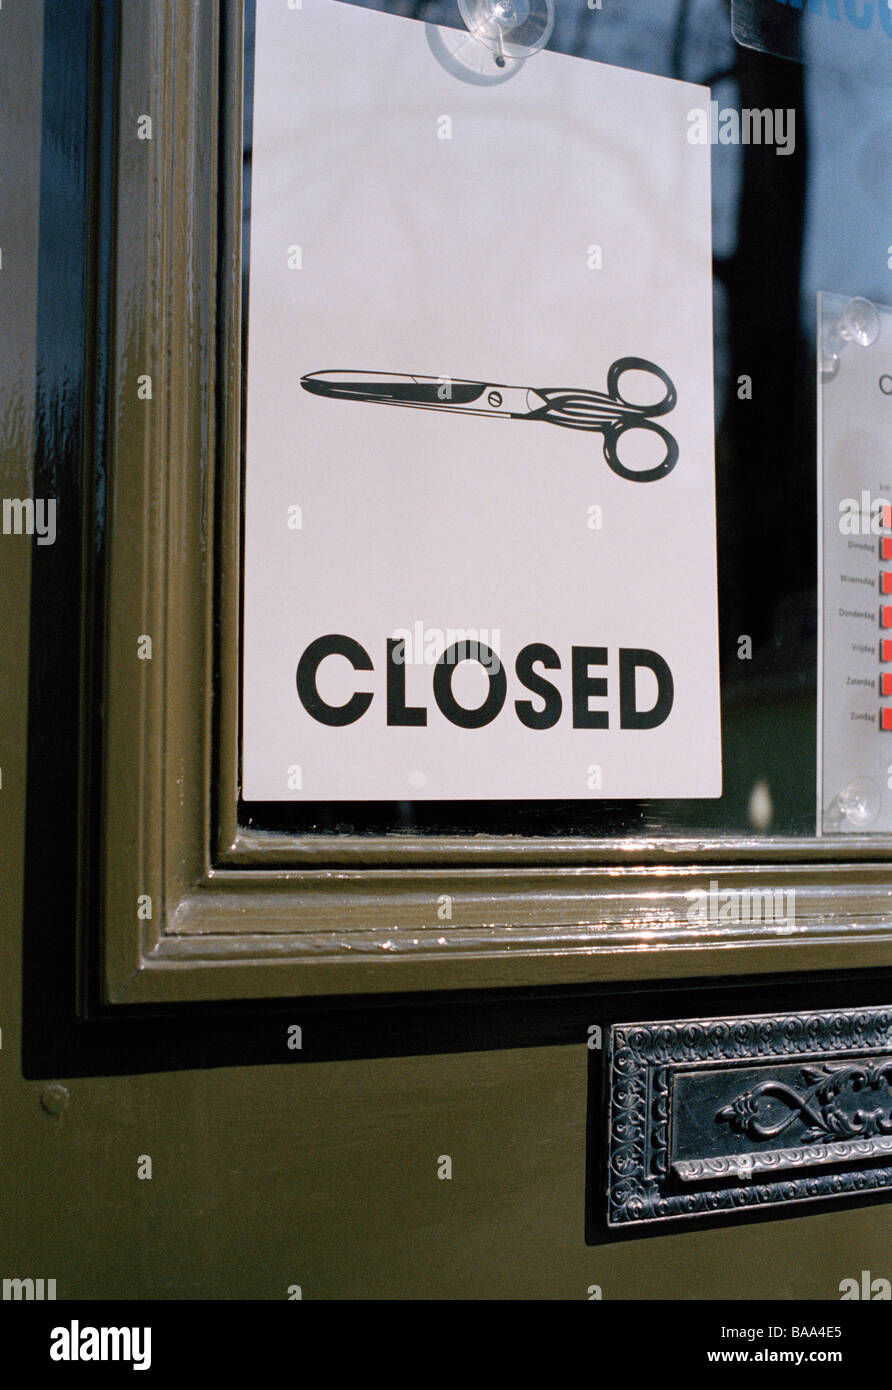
605,1005,892,1230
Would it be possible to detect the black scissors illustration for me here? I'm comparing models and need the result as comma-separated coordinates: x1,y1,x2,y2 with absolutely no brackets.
301,356,678,482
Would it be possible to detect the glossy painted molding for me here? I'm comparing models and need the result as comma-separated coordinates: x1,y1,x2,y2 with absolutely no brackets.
97,0,892,1003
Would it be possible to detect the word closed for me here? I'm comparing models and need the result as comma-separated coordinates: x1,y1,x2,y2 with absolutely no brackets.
296,636,674,732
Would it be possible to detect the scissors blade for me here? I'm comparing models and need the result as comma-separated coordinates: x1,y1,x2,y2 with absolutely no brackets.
301,371,488,407
301,371,548,418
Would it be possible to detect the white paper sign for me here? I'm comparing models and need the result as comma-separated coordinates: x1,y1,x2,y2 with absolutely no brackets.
242,0,721,802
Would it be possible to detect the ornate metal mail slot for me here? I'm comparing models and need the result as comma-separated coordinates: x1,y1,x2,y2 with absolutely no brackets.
605,1006,892,1231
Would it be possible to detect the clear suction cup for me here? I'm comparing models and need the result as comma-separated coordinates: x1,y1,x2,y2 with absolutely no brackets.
426,19,525,83
458,0,555,67
839,297,881,348
821,296,881,379
825,776,881,830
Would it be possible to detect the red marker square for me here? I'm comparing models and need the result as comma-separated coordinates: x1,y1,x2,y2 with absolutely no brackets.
882,607,892,628
881,538,892,561
883,505,892,531
882,574,892,594
882,674,892,697
883,640,892,662
882,707,892,731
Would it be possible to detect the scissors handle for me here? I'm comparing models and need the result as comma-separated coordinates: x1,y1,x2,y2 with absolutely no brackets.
600,356,678,482
607,356,677,417
601,416,678,483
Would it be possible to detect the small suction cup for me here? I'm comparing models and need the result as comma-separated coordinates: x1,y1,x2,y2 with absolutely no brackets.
838,297,881,349
821,297,881,379
458,0,555,67
825,776,881,830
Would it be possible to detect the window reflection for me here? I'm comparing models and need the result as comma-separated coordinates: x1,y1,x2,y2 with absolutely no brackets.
241,1,892,838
